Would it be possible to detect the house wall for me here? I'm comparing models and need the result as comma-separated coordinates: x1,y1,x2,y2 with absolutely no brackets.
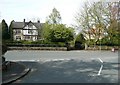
23,30,38,35
13,29,23,41
23,24,38,41
23,36,38,41
23,24,38,35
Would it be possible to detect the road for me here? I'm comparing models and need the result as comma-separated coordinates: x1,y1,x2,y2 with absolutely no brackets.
4,50,119,83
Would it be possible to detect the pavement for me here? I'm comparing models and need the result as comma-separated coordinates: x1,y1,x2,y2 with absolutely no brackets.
2,62,30,85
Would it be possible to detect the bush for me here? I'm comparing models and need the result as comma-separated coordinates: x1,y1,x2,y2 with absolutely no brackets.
49,24,74,42
75,33,85,50
2,44,7,55
98,36,119,46
31,41,42,44
75,41,85,50
55,42,66,47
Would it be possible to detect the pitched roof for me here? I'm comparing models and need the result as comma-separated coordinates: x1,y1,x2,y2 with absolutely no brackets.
12,21,43,29
12,22,24,28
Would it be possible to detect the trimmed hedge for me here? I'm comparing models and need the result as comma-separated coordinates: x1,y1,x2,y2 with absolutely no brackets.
6,40,66,47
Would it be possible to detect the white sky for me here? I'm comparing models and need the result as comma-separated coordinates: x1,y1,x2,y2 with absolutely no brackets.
0,0,95,26
0,0,119,26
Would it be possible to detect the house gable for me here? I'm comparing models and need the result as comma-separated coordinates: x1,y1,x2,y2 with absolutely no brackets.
23,21,38,30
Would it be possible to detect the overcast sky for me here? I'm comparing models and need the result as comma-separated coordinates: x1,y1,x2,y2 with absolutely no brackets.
0,0,118,26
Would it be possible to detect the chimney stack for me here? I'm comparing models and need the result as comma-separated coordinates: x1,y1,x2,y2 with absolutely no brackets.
37,20,40,23
23,19,25,22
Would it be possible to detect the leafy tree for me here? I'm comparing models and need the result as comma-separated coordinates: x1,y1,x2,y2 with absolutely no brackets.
2,44,7,55
42,24,74,43
9,20,14,41
44,8,74,43
43,8,62,42
2,19,10,40
49,24,74,42
46,8,61,24
51,24,74,42
106,2,119,46
41,22,52,41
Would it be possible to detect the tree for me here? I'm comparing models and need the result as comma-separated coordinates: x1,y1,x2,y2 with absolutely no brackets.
9,20,14,41
41,22,52,41
49,24,74,43
42,8,62,42
106,2,119,45
44,7,74,43
46,8,62,24
75,1,119,46
2,44,7,55
2,19,10,40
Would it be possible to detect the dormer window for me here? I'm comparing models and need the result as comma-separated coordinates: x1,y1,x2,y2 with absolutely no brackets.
28,30,33,34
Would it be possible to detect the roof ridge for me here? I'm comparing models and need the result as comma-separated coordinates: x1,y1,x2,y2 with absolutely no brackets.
12,21,42,29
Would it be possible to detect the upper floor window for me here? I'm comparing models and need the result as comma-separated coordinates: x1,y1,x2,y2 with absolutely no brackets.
28,30,33,34
15,30,21,34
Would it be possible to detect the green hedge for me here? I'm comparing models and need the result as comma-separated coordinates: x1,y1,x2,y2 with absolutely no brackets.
6,40,66,47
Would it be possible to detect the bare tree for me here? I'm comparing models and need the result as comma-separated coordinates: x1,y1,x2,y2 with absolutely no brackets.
74,1,118,47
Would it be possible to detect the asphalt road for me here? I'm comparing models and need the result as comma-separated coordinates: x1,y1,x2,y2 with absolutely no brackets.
4,50,119,83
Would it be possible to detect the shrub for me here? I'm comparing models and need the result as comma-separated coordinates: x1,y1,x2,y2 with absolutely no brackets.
75,33,85,49
2,44,7,55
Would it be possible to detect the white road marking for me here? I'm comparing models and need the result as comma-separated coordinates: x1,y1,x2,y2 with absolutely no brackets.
97,65,103,75
51,59,65,61
98,58,103,63
45,59,71,62
10,59,72,62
